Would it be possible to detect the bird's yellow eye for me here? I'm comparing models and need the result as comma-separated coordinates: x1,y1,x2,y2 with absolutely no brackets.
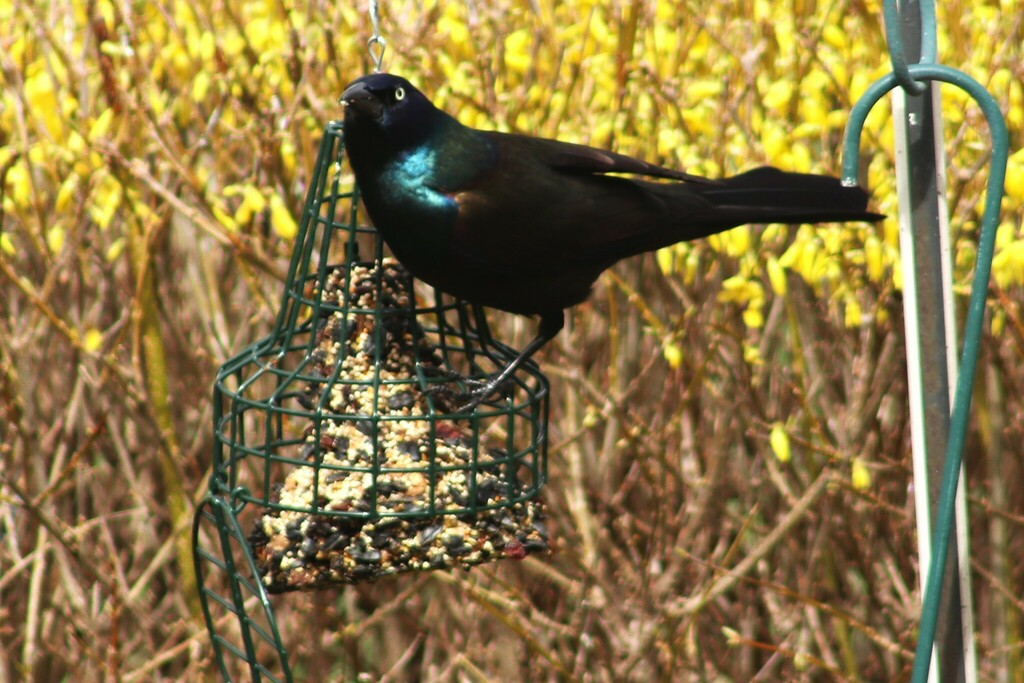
394,86,405,101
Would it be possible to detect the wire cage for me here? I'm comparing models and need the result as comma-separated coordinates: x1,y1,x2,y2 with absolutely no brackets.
192,121,550,682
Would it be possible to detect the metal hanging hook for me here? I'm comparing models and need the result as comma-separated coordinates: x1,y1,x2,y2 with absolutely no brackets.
881,0,934,95
367,0,386,72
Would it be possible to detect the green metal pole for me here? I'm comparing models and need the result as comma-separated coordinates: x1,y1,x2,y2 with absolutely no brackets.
842,60,1008,683
888,1,976,679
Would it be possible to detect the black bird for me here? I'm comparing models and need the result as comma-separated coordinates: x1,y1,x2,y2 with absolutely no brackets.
340,73,882,408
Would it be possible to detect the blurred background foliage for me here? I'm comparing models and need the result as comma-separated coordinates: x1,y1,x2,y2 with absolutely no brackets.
2,0,1023,680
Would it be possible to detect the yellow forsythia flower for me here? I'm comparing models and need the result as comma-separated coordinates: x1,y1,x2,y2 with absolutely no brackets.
851,457,871,490
663,341,683,370
766,256,787,295
1005,148,1024,201
269,193,297,240
770,422,791,463
46,224,64,253
83,328,104,353
656,246,674,275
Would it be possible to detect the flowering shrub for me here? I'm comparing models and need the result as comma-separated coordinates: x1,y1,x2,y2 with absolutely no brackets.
1,1,1021,680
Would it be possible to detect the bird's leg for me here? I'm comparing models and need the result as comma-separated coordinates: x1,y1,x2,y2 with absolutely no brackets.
453,311,564,413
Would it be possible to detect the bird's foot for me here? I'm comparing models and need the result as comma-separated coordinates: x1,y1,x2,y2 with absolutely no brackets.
424,370,515,414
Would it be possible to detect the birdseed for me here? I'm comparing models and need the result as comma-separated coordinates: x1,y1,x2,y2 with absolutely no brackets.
249,259,548,592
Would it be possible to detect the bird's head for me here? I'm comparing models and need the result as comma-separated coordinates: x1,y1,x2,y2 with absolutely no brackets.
340,73,441,149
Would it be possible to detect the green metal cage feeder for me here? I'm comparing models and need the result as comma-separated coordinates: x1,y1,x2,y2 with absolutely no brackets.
192,121,550,682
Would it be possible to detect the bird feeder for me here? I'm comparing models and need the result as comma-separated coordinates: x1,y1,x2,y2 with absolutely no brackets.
192,121,549,681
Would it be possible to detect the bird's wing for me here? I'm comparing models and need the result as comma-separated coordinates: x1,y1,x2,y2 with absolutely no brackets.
435,132,713,277
504,133,718,185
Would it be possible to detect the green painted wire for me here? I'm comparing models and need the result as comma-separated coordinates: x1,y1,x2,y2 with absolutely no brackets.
882,0,938,95
842,64,1008,680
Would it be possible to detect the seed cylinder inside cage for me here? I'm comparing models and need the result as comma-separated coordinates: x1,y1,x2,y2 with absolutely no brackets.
246,257,549,592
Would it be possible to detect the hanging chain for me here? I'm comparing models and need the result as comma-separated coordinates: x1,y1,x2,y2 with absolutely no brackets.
367,0,386,72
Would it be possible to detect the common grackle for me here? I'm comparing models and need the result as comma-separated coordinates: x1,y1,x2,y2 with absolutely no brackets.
340,73,882,409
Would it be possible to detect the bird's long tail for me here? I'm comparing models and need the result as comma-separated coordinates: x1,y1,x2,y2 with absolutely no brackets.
691,166,884,231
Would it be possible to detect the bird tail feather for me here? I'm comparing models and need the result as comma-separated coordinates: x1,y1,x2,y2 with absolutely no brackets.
692,166,884,228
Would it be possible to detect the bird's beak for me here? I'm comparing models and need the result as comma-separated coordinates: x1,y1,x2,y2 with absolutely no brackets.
340,82,383,120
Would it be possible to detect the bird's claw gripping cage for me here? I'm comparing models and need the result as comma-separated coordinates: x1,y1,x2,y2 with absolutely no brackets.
192,121,550,682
